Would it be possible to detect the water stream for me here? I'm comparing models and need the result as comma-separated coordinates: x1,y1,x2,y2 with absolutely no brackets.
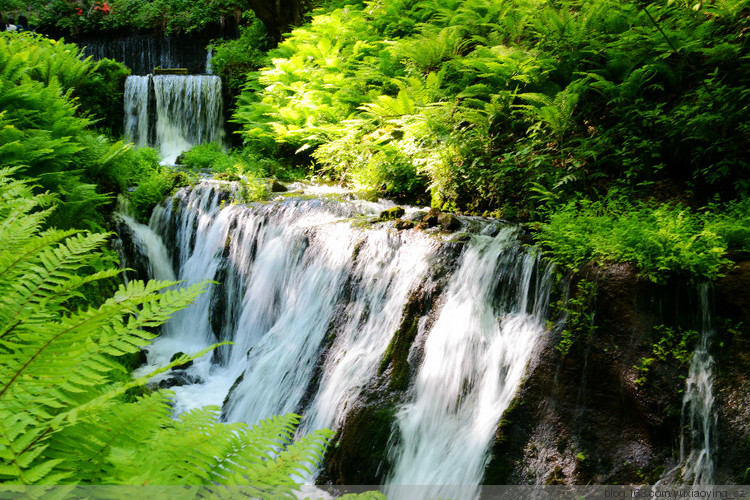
678,285,717,485
124,74,224,163
657,285,717,486
117,181,554,494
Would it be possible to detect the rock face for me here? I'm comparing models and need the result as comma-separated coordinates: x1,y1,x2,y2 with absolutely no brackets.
713,261,750,483
484,261,750,485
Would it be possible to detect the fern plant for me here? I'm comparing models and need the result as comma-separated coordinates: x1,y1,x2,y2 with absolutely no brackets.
0,171,333,489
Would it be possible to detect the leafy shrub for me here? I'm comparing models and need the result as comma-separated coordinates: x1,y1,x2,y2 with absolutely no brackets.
535,198,732,282
29,0,248,35
210,17,271,98
76,57,131,136
0,33,142,228
129,164,195,222
230,0,750,214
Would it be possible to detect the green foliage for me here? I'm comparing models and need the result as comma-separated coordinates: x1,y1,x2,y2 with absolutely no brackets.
229,0,750,217
76,58,131,136
535,198,732,283
634,357,656,387
552,279,597,357
651,324,699,364
211,17,271,98
635,324,698,386
128,161,193,223
23,0,248,35
0,32,163,230
0,171,333,487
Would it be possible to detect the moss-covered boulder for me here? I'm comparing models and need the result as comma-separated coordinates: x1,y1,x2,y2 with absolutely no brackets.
394,219,415,230
380,206,406,220
437,212,461,231
322,400,398,484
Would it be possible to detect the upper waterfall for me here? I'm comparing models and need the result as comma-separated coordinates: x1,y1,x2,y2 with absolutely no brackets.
124,74,225,164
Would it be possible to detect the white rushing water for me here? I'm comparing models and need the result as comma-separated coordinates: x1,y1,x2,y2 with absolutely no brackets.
119,181,553,491
679,285,717,485
123,76,151,150
386,229,552,500
123,74,225,164
657,285,717,487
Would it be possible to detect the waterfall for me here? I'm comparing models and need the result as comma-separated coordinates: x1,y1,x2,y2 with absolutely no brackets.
385,229,552,500
657,285,717,487
123,75,224,164
679,285,717,485
206,47,214,74
118,181,553,489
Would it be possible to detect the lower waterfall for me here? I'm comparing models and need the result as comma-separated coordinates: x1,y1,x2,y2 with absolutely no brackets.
118,181,554,493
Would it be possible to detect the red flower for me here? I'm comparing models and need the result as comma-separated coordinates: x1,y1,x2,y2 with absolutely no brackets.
75,7,83,15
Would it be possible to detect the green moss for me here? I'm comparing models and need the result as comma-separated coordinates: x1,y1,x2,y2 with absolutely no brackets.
379,299,421,391
545,465,566,485
379,206,406,220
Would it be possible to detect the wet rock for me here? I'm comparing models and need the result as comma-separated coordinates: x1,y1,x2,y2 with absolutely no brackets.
170,351,193,370
716,261,750,325
158,371,198,389
380,206,405,220
437,212,461,231
210,262,229,342
271,180,288,192
114,218,151,283
394,219,415,230
484,263,701,484
221,372,245,419
407,210,427,222
323,399,398,485
174,152,186,165
132,349,148,368
423,207,441,227
447,232,471,243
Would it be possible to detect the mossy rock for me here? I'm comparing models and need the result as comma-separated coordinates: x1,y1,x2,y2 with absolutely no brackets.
379,291,423,391
324,402,397,484
394,219,415,230
379,206,405,220
270,180,288,192
438,212,461,231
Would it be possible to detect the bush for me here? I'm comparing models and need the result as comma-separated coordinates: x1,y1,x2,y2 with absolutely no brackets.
210,16,271,98
535,197,732,282
76,57,131,136
230,0,750,214
129,164,194,222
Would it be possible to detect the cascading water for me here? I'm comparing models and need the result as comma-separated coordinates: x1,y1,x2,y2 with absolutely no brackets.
658,285,717,487
123,76,152,150
123,75,224,164
118,180,554,491
385,229,552,500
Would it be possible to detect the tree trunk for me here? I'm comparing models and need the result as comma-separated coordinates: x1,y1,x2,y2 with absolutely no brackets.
246,0,308,42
